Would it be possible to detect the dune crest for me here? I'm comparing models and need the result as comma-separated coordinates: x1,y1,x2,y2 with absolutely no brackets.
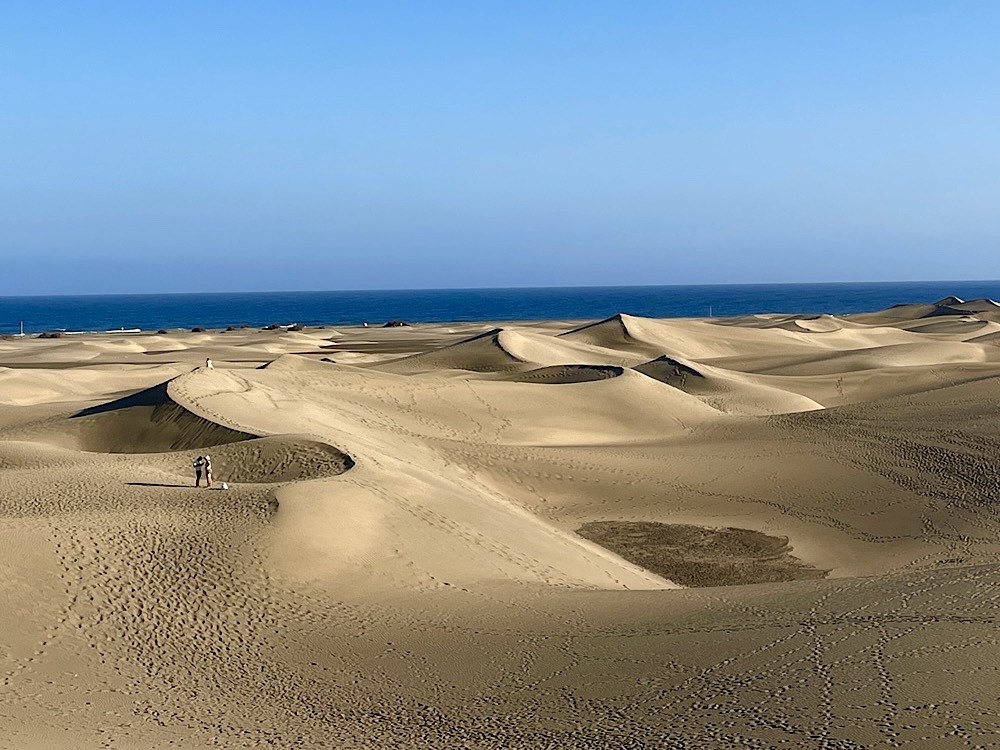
635,355,823,415
11,379,258,453
560,313,636,346
373,327,525,373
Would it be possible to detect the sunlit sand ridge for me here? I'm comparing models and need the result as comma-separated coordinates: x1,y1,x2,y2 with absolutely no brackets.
3,298,1000,747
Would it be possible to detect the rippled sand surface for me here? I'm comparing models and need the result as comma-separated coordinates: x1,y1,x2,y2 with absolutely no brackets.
3,298,1000,747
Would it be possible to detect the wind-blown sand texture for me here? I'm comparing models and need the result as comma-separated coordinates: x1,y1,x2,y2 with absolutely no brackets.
3,298,1000,747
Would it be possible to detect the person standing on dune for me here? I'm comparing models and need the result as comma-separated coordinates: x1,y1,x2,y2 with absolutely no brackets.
193,455,205,487
204,455,213,487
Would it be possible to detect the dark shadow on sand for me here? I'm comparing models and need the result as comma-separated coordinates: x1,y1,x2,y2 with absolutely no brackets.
75,381,172,417
126,482,193,488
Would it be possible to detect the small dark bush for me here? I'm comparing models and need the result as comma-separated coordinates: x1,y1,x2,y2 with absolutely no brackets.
38,331,63,339
157,329,169,335
191,327,207,333
263,323,281,330
225,325,236,332
239,323,250,329
383,320,410,327
287,324,304,332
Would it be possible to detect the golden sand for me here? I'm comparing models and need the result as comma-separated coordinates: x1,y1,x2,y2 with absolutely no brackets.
2,299,1000,747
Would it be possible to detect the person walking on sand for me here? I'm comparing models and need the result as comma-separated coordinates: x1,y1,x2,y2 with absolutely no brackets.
206,357,214,369
203,455,213,487
193,455,205,487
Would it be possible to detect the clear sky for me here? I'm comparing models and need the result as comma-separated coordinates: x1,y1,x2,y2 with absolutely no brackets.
2,1,998,294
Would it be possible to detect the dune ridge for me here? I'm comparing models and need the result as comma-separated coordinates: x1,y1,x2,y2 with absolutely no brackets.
57,378,258,453
633,354,824,415
372,327,526,373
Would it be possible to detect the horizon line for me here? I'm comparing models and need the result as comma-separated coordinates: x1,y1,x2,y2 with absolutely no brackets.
4,278,1000,299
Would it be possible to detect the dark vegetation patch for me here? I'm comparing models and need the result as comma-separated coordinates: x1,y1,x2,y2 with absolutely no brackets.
191,327,207,333
576,521,827,587
383,320,410,327
38,331,63,339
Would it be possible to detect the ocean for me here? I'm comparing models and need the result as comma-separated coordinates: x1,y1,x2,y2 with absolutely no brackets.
1,281,998,335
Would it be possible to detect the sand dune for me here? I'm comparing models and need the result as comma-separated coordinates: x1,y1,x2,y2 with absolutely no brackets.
781,315,843,332
162,357,678,591
737,362,1000,407
721,312,856,333
899,316,997,336
710,339,993,376
377,324,652,374
0,364,190,406
51,379,256,453
563,313,767,359
497,326,647,366
4,301,1000,747
373,327,527,373
848,296,1000,326
634,355,823,415
559,313,664,355
969,328,1000,344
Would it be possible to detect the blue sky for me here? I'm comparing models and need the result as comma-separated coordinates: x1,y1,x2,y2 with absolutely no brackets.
2,1,998,294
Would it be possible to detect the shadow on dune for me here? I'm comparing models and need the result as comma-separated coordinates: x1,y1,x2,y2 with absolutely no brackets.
73,381,176,417
66,378,256,453
491,364,624,384
372,327,526,373
558,313,633,345
633,355,718,394
54,379,357,483
126,482,192,488
209,437,355,483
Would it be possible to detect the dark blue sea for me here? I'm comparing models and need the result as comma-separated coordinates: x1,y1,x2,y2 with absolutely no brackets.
2,282,999,335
